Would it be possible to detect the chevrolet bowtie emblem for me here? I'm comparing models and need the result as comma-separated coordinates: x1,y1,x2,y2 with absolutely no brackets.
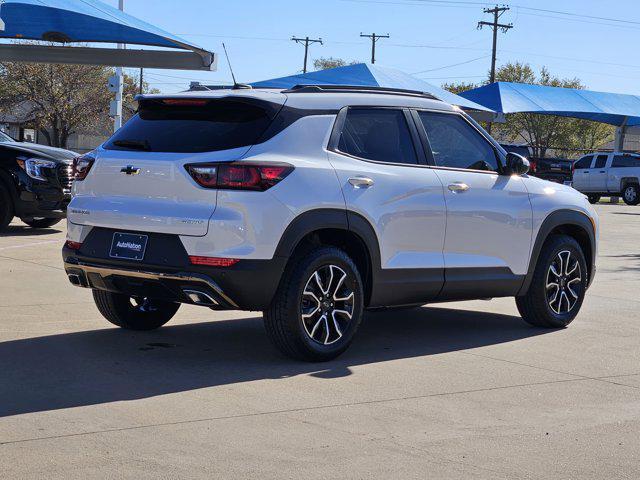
121,165,141,175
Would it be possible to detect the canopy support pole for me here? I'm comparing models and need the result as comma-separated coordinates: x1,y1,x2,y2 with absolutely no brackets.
615,116,628,152
113,0,125,133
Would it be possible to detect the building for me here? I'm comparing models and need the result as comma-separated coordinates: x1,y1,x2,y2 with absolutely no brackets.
0,100,110,154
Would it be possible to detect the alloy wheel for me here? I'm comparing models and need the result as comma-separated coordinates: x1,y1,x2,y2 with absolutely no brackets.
300,264,355,345
624,186,637,203
546,250,582,314
129,296,159,313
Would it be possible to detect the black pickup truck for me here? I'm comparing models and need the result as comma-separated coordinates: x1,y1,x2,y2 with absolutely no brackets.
0,130,76,231
500,144,573,184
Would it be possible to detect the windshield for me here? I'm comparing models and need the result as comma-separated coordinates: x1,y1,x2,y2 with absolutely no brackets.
0,130,13,143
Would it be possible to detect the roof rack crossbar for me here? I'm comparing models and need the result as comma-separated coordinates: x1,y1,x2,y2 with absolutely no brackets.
283,84,439,100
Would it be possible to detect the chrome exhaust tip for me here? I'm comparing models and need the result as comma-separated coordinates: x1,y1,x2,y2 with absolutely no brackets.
183,289,218,306
68,273,82,286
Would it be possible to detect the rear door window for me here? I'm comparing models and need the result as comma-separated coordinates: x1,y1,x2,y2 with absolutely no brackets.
417,111,498,171
104,98,276,153
594,154,608,169
337,108,418,165
574,155,593,169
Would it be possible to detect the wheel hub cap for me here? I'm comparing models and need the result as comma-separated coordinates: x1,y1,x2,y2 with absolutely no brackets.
301,264,355,345
546,250,582,315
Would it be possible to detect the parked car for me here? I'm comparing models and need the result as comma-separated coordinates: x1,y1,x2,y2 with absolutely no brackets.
499,144,573,183
530,157,574,184
62,86,598,361
572,152,640,205
499,143,530,159
0,130,76,231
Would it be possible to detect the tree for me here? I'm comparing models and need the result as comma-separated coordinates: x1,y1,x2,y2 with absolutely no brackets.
0,57,155,148
313,57,357,71
442,81,480,96
442,63,614,157
491,63,614,158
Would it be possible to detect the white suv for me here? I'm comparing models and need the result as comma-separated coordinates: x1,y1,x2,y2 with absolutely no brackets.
572,151,640,205
63,86,598,361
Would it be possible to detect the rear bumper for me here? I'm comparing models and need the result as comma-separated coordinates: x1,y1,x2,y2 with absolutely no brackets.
64,258,239,309
63,246,287,311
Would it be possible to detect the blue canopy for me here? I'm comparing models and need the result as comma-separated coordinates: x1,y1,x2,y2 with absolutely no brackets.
251,63,492,112
459,82,640,127
0,0,203,52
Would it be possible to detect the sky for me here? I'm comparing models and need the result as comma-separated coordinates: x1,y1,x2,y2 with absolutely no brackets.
110,0,640,95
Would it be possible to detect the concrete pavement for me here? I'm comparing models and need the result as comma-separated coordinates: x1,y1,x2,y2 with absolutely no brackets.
0,204,639,479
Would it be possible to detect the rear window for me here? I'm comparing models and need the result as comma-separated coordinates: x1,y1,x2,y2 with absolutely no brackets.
104,98,276,153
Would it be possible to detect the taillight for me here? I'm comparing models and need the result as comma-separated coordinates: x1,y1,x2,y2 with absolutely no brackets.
189,256,240,267
73,153,95,181
162,98,209,107
185,162,294,191
529,159,537,173
65,240,82,250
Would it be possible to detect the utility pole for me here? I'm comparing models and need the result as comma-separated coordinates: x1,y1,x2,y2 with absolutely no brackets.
478,5,513,84
360,32,389,64
291,36,323,73
478,5,512,133
139,67,143,95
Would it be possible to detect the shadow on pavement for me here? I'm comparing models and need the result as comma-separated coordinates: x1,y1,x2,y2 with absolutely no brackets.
0,306,551,417
604,253,640,272
0,225,62,237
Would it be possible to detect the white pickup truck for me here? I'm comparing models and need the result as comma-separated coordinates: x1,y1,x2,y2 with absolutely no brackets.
572,152,640,205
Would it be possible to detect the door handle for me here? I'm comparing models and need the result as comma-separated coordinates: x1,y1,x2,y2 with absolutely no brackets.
448,182,470,193
599,171,606,173
348,176,374,188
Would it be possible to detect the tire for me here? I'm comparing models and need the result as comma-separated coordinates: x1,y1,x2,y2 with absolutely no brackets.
516,234,588,328
0,184,14,232
92,289,180,331
587,194,601,205
264,246,364,362
21,217,62,229
622,184,640,206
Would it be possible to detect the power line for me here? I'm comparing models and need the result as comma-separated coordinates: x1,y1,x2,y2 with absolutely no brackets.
516,5,640,26
344,0,640,28
291,36,323,73
360,32,390,63
411,54,490,74
516,10,640,31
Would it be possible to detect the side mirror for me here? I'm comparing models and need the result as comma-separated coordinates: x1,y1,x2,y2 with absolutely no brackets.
504,152,530,176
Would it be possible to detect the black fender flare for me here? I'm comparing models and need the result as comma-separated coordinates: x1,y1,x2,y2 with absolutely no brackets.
273,208,382,303
274,208,381,267
518,209,596,295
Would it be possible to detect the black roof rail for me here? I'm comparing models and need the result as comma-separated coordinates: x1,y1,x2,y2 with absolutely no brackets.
282,84,439,100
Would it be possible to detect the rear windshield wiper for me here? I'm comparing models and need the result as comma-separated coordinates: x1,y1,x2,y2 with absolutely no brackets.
112,139,151,151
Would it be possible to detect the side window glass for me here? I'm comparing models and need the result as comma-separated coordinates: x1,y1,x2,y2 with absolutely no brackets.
612,155,639,167
418,111,498,171
337,109,418,165
574,156,592,169
594,155,608,169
